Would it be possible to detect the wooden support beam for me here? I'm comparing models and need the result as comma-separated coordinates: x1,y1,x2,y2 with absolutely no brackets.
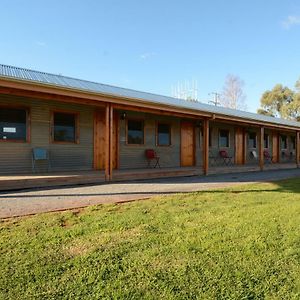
109,105,114,180
277,132,280,164
202,119,209,175
113,103,207,119
296,131,300,168
259,126,264,171
243,128,247,164
0,86,106,108
105,104,110,181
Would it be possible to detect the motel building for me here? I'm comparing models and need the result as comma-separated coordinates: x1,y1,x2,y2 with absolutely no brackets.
0,64,299,190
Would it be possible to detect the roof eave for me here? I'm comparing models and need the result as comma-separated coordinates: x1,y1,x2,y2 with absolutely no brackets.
0,75,300,131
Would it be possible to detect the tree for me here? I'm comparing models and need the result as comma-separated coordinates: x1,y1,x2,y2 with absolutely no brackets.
281,93,300,121
220,74,247,110
257,83,298,120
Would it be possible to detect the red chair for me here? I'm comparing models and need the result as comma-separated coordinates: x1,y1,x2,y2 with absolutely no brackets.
219,150,233,166
263,150,273,163
145,149,160,168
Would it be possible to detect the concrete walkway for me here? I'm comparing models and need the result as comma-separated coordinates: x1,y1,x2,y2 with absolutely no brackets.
1,168,300,219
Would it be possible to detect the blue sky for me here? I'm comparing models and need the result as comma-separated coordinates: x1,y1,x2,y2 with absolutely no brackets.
1,0,300,112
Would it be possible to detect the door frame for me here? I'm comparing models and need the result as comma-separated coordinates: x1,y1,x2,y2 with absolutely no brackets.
94,109,119,170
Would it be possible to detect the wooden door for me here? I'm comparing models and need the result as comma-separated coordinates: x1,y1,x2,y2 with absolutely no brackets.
94,110,118,170
235,127,245,164
181,121,195,167
272,132,279,163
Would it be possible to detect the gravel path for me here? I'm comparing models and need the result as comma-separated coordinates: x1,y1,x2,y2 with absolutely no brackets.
1,168,300,218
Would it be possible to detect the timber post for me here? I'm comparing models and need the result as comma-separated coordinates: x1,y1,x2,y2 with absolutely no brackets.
109,105,114,180
105,103,110,181
259,126,264,171
203,118,209,175
296,131,300,168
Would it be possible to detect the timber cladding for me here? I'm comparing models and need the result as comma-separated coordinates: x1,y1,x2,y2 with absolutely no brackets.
0,94,94,174
209,122,235,162
118,110,202,169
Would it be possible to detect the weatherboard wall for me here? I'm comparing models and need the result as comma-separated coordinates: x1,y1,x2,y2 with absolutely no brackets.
208,122,235,164
118,110,202,169
0,92,297,175
0,94,94,174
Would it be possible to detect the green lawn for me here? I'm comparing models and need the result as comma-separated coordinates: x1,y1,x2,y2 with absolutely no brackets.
1,179,300,299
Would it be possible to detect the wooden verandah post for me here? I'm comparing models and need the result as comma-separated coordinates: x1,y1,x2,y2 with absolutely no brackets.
109,105,114,180
203,118,209,175
105,103,114,181
296,131,300,168
105,104,110,181
259,126,264,171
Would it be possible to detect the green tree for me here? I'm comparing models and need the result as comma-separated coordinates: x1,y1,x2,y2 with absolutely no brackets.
257,84,295,118
282,93,300,121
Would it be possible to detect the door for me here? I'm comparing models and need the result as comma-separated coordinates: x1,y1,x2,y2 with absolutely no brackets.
94,110,118,170
235,127,245,164
181,121,195,167
272,132,279,163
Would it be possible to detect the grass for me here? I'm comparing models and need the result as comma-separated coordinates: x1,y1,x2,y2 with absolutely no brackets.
1,178,300,299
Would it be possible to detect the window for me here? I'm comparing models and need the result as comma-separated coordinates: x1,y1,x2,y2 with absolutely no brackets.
281,135,287,149
291,136,296,150
264,134,269,149
0,107,28,142
53,112,78,143
209,127,212,147
157,123,171,146
248,132,257,148
219,130,229,147
127,119,144,145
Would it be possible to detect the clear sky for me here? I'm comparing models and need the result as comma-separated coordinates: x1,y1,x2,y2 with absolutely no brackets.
1,0,300,112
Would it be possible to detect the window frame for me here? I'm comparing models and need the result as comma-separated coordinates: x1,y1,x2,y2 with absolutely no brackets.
248,132,257,149
0,105,31,143
264,133,269,149
126,118,145,146
280,135,287,150
290,136,296,150
156,122,172,147
51,110,79,144
218,129,230,148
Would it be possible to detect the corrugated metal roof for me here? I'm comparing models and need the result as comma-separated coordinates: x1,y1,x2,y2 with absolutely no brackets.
0,63,299,128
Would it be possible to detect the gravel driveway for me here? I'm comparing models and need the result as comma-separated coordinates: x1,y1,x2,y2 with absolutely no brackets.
1,168,300,218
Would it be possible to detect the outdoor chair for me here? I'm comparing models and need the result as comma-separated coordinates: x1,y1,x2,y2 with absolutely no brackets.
32,148,50,172
219,150,233,166
263,150,273,164
289,151,296,162
145,149,160,168
250,150,258,161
